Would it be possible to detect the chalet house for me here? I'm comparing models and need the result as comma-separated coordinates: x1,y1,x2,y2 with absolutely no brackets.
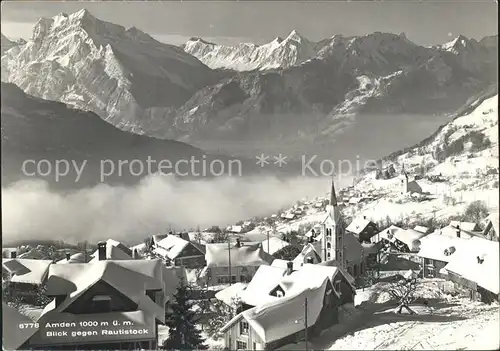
220,263,355,350
372,226,428,252
153,233,206,268
482,212,499,241
239,263,356,309
2,254,53,305
24,242,186,350
416,233,467,278
346,216,379,243
443,237,499,303
203,239,274,286
89,239,133,261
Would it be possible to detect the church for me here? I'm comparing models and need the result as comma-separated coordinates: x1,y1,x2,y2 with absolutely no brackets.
317,179,377,278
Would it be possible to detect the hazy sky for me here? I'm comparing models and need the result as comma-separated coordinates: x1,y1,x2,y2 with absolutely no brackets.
1,1,498,46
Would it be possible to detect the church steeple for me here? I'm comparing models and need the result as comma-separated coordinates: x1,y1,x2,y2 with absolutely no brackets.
321,177,345,267
330,176,338,207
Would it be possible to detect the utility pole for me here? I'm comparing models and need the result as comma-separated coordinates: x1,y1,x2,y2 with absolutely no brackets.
267,230,270,254
228,239,232,286
304,297,309,351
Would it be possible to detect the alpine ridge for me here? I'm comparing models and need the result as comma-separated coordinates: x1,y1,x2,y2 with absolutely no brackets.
1,9,497,160
1,9,223,135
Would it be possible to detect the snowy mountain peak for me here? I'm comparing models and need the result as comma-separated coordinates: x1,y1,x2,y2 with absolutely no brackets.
441,35,479,54
72,8,96,21
284,30,307,43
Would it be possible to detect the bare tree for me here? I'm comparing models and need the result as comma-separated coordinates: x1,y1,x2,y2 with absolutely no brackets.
385,274,420,314
203,296,243,340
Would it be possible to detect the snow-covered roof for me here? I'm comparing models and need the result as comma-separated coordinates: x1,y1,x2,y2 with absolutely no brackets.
18,249,48,260
414,225,430,234
56,252,88,264
154,234,204,260
261,237,291,255
293,243,322,266
2,259,53,285
240,262,351,308
239,265,288,306
449,221,480,232
90,239,133,261
444,237,499,294
205,242,274,268
349,197,362,204
483,212,499,238
2,302,39,350
228,225,243,233
271,259,303,271
393,229,428,251
417,233,468,262
43,259,184,323
370,225,405,243
221,277,330,343
152,233,169,244
438,226,475,239
215,282,247,307
346,216,372,235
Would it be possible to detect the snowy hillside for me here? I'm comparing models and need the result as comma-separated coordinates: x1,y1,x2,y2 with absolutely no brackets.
336,92,499,225
220,91,499,235
183,30,319,71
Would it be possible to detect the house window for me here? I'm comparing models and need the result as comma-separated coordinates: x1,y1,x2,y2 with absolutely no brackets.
236,340,247,350
327,252,331,260
334,281,342,296
231,275,237,283
253,342,257,350
239,321,249,335
327,242,331,249
91,295,111,312
276,290,284,298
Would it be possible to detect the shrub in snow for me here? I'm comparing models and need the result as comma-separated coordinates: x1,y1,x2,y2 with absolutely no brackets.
462,200,489,226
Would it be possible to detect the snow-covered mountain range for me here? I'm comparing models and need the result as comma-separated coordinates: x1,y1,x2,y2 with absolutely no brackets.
183,30,320,71
1,9,223,134
1,9,497,160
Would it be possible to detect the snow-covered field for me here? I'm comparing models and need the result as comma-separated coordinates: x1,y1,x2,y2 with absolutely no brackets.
280,280,500,351
325,299,499,350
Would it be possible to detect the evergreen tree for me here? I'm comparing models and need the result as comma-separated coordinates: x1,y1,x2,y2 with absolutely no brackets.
163,281,208,350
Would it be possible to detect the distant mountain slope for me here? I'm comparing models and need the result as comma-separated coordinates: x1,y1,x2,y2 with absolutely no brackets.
1,33,25,55
1,10,223,134
0,82,233,190
172,33,497,160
